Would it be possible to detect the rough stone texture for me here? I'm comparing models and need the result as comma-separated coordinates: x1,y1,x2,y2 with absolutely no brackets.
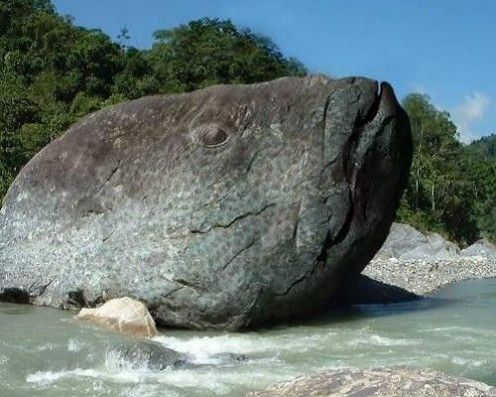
74,297,158,337
246,366,496,397
0,75,412,330
461,238,496,259
117,340,187,370
365,223,496,300
373,223,460,261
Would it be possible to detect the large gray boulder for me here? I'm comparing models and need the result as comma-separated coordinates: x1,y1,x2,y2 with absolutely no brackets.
0,76,412,330
373,223,460,261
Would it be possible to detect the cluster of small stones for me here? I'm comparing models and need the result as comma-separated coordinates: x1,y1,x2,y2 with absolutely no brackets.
246,366,496,397
363,256,496,295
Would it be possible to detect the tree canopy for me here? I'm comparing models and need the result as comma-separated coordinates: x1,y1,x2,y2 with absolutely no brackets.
397,94,496,244
0,1,306,200
1,0,495,245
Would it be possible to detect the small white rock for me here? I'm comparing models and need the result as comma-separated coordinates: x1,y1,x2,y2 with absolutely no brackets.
74,297,158,337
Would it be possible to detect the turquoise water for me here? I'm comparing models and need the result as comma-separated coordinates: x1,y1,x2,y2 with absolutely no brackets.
1,278,495,396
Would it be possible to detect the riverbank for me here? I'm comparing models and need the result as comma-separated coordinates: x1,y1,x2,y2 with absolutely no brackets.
363,257,496,296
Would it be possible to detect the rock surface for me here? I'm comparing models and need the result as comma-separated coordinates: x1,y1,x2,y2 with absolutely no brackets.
74,297,158,337
365,223,496,297
246,366,496,397
461,238,496,259
373,223,459,261
116,340,187,370
0,75,412,330
374,222,496,262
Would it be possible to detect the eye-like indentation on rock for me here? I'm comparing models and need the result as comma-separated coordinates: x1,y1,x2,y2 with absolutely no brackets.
195,124,229,147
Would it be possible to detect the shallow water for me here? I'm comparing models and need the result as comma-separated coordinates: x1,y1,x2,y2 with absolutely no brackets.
1,278,495,396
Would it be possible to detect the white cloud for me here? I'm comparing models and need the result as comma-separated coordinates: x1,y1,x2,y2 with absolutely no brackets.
451,93,491,143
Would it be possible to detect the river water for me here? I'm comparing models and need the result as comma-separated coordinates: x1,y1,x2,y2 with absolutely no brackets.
1,278,495,396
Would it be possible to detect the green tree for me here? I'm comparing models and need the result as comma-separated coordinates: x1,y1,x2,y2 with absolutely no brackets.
0,5,307,206
398,94,479,244
148,18,307,93
112,47,159,99
0,65,41,197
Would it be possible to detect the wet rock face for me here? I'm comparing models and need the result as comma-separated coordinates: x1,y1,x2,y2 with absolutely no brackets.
0,75,412,330
117,341,187,370
246,366,496,397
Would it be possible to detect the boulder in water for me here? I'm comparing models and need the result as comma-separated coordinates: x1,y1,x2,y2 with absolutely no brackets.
117,340,187,370
74,297,158,337
0,76,412,330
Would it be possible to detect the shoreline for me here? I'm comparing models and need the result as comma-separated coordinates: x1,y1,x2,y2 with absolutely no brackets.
362,257,496,297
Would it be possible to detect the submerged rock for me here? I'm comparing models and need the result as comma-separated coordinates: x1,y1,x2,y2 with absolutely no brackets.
74,297,158,337
116,340,187,370
209,352,249,363
0,75,412,330
246,366,496,396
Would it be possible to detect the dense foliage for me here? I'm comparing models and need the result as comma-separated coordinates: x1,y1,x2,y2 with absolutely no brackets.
0,0,306,199
397,94,496,244
467,134,496,159
0,0,495,245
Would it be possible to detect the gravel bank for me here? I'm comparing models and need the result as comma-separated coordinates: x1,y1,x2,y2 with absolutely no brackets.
363,256,496,295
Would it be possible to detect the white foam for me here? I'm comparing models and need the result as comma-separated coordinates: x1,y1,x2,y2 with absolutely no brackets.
451,357,485,367
68,338,82,352
152,329,334,363
26,350,153,386
423,326,495,336
153,334,272,357
27,370,68,384
0,354,8,366
346,334,415,347
26,366,145,386
25,363,291,395
33,343,55,352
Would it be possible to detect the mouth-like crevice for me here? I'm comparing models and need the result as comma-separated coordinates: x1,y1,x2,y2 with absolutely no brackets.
356,82,382,131
357,82,398,131
272,80,403,306
336,82,396,246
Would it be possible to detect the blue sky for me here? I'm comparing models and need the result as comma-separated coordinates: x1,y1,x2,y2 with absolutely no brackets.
53,0,496,142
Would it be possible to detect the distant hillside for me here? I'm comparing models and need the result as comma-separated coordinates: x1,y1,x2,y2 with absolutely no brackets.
468,134,496,158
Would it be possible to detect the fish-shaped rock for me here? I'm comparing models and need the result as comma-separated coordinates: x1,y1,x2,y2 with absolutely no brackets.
0,76,412,330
